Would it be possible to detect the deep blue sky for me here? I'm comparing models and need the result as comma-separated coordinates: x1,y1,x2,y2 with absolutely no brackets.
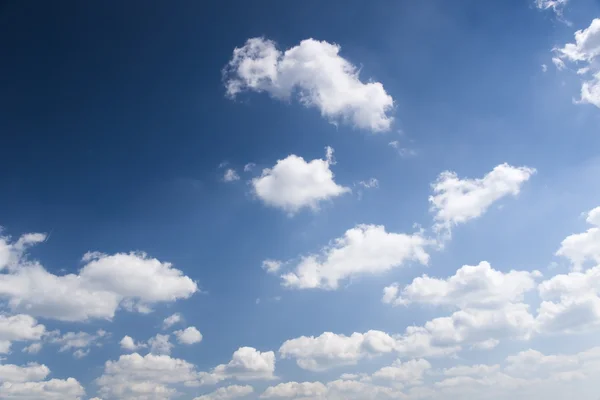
1,1,600,399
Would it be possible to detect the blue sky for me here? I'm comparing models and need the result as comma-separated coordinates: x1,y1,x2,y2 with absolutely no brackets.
1,0,600,399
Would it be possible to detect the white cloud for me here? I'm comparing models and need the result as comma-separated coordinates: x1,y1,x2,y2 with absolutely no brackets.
148,334,173,356
0,378,85,400
0,314,45,354
552,57,566,70
535,0,569,21
383,261,542,308
260,381,327,398
556,206,600,271
0,363,49,383
281,224,430,290
358,178,379,189
22,342,42,354
579,72,600,107
49,330,107,357
279,330,397,371
163,313,183,330
243,163,255,172
0,232,46,271
372,359,431,385
174,327,203,345
542,64,548,72
193,385,254,400
223,169,240,182
199,347,276,384
252,147,350,213
261,379,405,400
429,163,535,234
261,260,282,275
120,335,147,352
443,364,500,377
0,234,197,321
97,352,201,399
224,37,394,132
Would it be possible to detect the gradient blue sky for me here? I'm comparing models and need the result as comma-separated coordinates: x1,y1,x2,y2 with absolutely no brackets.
1,1,600,399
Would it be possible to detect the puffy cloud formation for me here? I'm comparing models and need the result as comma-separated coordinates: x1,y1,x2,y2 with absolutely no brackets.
163,313,183,330
49,329,107,358
279,330,398,371
224,37,394,132
97,353,201,399
0,314,45,354
0,377,85,400
199,347,276,384
0,363,49,383
556,206,600,271
429,163,535,234
174,327,203,345
261,379,406,400
193,385,254,400
372,359,431,385
555,19,600,108
252,147,349,213
382,261,542,308
0,232,197,321
148,334,174,356
281,224,430,290
120,335,146,352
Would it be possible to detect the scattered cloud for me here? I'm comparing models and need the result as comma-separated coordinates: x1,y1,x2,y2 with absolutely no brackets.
199,347,276,384
555,206,600,271
357,178,379,189
251,147,350,213
163,313,183,330
0,314,45,354
262,260,282,274
194,385,254,400
174,327,203,345
243,163,256,172
120,335,147,352
148,334,174,356
280,224,430,290
224,169,241,182
48,329,107,358
224,37,394,132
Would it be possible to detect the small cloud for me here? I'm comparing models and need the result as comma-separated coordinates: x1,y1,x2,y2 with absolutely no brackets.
162,313,183,330
218,161,229,169
389,141,417,158
358,178,379,189
244,163,256,172
542,64,548,72
223,169,240,182
262,259,282,274
552,57,566,71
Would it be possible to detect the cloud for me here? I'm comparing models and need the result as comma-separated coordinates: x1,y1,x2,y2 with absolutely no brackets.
174,327,203,345
22,342,42,354
429,163,535,235
261,379,405,400
148,334,173,356
555,19,600,108
49,330,107,357
0,233,197,321
0,314,46,354
261,260,282,274
0,363,49,383
199,347,276,384
279,330,398,371
97,352,201,399
0,378,85,400
357,178,379,189
372,358,431,385
281,224,429,290
252,147,350,213
552,57,566,70
163,313,183,330
223,169,240,182
193,385,254,400
224,37,394,132
556,206,600,271
120,335,147,352
382,261,542,308
260,381,327,398
243,163,255,172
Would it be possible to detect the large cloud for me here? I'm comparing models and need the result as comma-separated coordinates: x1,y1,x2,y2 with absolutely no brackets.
280,224,430,290
252,147,349,213
0,232,197,321
224,38,394,132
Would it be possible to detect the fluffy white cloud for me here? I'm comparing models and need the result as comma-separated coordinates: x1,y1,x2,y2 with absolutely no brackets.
372,359,431,385
200,347,276,384
97,353,201,400
0,233,197,321
556,206,600,270
224,37,394,132
22,342,42,354
429,163,535,234
120,335,147,352
0,232,46,271
0,314,45,354
223,169,240,182
281,224,430,290
260,382,327,398
174,327,203,345
261,379,405,400
0,378,85,400
148,334,173,356
49,329,107,357
194,385,254,400
162,313,183,330
261,260,281,274
252,147,349,213
0,363,49,383
279,330,397,371
383,261,541,308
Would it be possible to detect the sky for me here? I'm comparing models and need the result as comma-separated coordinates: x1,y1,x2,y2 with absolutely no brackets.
1,0,600,399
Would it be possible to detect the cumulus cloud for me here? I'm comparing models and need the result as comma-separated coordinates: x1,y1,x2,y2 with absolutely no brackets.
97,352,201,399
224,37,394,132
0,314,45,354
0,363,49,383
163,313,183,330
193,385,254,400
199,347,276,384
555,19,600,108
382,261,542,308
0,378,85,400
279,330,398,371
252,147,350,213
281,224,430,290
148,334,173,356
174,327,203,345
260,381,327,398
372,358,431,385
120,335,147,352
555,206,600,271
429,163,535,235
0,232,197,321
